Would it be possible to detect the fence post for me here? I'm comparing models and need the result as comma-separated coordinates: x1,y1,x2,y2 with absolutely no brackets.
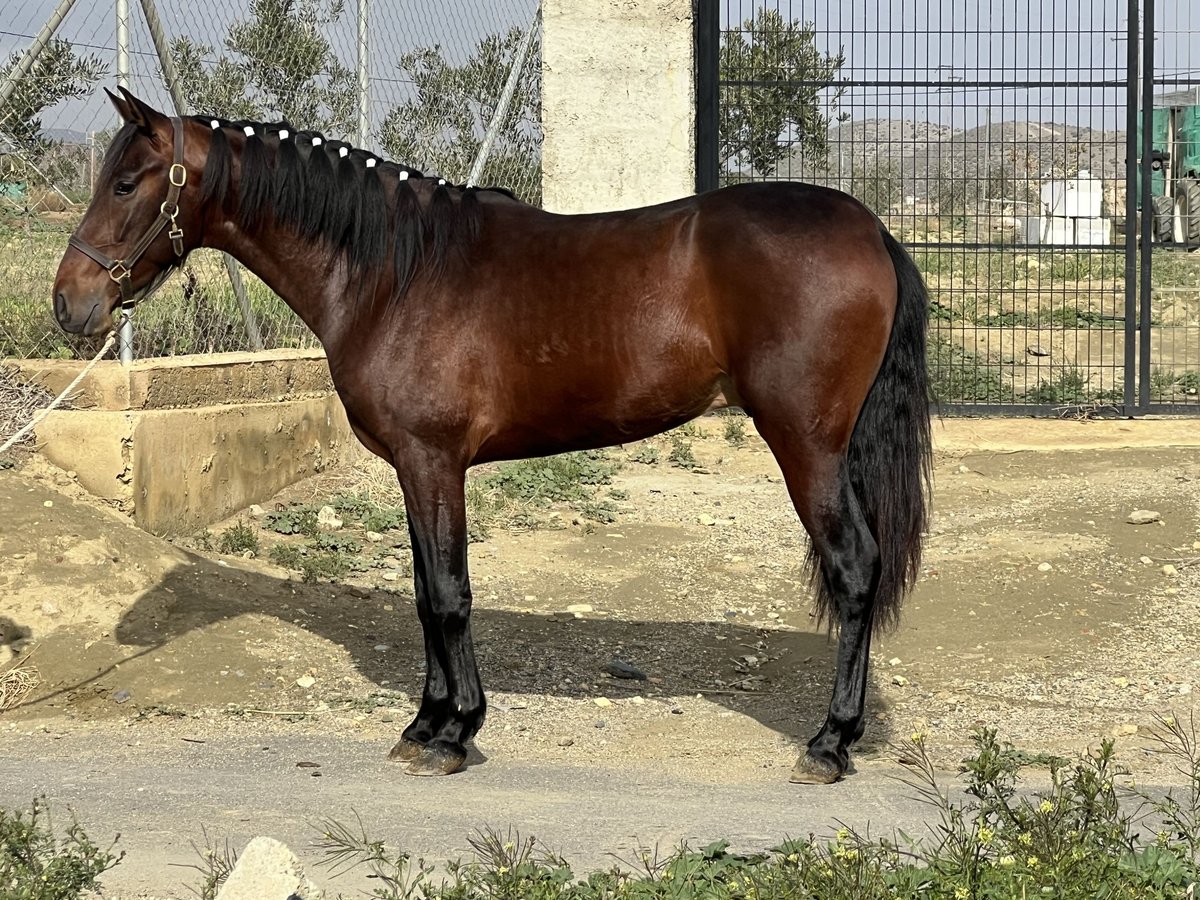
466,3,540,188
0,0,80,111
357,0,370,147
1123,0,1139,415
138,0,264,352
693,0,719,193
116,0,134,364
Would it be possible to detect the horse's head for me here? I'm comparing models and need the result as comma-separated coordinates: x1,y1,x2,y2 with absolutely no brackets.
52,88,204,336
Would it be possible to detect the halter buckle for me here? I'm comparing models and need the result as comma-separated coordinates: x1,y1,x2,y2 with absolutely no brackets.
108,261,131,284
169,163,187,187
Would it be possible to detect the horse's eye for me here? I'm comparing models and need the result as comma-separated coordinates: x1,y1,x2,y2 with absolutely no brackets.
114,181,136,196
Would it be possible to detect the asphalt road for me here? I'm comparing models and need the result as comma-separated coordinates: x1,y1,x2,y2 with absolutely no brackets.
0,728,952,898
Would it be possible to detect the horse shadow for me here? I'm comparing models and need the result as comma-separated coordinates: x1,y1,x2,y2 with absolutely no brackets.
42,548,893,753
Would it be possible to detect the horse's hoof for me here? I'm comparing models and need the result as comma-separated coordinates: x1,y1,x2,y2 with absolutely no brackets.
790,753,843,785
405,744,466,777
388,738,425,763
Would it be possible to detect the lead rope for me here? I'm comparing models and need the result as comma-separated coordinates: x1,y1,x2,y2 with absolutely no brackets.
0,328,120,457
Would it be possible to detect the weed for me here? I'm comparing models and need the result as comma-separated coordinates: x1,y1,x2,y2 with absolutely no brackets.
668,434,696,469
677,420,707,439
300,551,351,583
263,505,320,538
484,451,621,505
629,444,660,465
314,532,362,555
177,828,238,900
0,796,123,899
723,417,747,447
217,521,259,556
363,505,406,534
268,543,305,570
576,498,618,524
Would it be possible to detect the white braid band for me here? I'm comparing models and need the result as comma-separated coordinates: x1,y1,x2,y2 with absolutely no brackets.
278,129,290,140
243,125,255,137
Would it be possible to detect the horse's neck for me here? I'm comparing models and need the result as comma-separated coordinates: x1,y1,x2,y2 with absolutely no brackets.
207,218,354,348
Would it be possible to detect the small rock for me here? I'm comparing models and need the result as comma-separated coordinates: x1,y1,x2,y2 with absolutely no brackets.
365,531,384,543
557,737,574,747
1139,555,1154,565
296,675,317,689
373,644,390,652
593,697,613,708
698,514,717,526
381,572,399,582
670,706,684,715
1163,564,1178,577
605,658,647,681
215,835,325,899
316,506,343,530
892,675,909,686
40,601,59,617
1113,723,1138,737
1126,509,1162,525
112,689,132,704
566,603,593,614
957,464,970,474
1112,676,1129,688
552,611,580,622
247,504,266,518
42,500,53,508
1037,562,1053,572
888,657,902,666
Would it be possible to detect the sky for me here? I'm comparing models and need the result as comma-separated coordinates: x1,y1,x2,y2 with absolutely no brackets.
1,0,1196,142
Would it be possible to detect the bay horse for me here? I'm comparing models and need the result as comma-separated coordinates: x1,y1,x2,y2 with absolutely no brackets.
52,88,932,783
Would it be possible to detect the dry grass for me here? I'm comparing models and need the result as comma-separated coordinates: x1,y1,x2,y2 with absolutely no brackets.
0,364,54,448
0,660,40,711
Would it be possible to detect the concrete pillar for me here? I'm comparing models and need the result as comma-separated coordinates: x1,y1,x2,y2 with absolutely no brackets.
541,0,696,214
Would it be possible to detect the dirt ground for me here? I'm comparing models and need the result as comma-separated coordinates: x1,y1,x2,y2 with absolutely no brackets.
2,418,1200,893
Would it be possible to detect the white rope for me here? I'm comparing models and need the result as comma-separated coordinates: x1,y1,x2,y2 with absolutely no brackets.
0,330,118,456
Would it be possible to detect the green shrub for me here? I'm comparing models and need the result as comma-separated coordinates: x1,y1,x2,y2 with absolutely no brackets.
263,505,320,537
723,417,747,447
268,544,304,570
668,434,696,469
217,521,259,556
0,797,122,899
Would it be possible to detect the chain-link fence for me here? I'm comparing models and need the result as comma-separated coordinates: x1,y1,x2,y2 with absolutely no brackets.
1,0,542,360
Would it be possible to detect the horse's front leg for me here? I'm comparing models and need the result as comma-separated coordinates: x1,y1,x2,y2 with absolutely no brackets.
387,516,451,764
389,446,484,777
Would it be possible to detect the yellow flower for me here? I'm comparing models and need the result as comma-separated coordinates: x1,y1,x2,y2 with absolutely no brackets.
999,855,1016,867
1027,856,1039,868
977,826,994,846
911,730,924,743
1039,799,1053,814
497,866,509,875
1018,832,1033,847
787,853,800,863
836,827,850,844
503,842,515,852
954,887,969,900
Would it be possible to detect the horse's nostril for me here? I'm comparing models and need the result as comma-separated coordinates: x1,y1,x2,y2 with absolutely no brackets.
54,291,68,324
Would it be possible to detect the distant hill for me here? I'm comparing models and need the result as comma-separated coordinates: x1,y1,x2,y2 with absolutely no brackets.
773,118,1127,201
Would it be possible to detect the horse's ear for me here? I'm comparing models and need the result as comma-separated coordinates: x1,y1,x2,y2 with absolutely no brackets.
108,86,170,137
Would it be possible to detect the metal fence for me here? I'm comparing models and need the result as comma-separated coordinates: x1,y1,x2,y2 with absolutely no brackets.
697,0,1200,415
0,0,542,360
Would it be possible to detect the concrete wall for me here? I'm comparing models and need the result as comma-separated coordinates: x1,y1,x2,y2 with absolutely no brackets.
22,350,365,535
541,0,695,214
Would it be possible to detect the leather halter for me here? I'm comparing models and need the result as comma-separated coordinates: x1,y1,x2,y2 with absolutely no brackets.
67,116,187,309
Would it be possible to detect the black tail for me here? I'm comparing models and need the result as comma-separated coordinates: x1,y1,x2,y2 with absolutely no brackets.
809,227,933,633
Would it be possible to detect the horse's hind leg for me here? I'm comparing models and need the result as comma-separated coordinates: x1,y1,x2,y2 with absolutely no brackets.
754,418,881,784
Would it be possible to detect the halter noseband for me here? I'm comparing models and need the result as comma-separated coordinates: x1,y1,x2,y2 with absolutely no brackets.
68,116,188,309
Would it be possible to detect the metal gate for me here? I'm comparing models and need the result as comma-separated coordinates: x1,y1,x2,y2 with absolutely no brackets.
695,0,1200,415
